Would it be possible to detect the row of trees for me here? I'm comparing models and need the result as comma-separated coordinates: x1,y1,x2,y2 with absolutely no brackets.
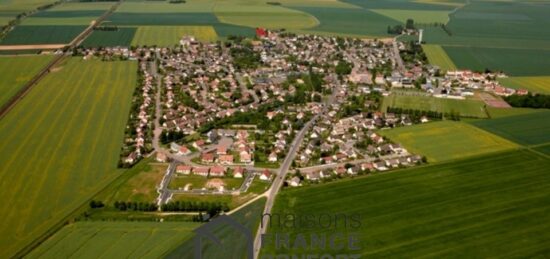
504,93,550,109
161,201,230,216
114,201,159,211
386,106,461,121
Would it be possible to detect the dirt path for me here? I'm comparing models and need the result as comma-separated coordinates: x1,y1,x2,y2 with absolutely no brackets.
0,44,66,50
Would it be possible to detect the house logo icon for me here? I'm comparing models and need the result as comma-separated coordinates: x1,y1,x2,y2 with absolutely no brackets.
193,214,254,259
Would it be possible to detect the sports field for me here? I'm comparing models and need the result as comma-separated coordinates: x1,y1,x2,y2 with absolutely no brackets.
379,121,518,162
422,44,457,71
382,93,488,118
26,221,199,259
497,76,550,94
471,110,550,146
166,198,266,259
261,149,550,257
132,26,218,46
0,58,137,258
0,55,53,107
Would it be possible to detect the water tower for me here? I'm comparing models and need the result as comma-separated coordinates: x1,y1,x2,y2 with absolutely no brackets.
418,29,424,44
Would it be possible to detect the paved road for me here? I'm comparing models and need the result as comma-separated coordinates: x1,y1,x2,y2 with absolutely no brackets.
156,161,176,207
392,39,406,73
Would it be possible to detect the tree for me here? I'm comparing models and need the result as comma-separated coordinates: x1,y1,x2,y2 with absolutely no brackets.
406,19,415,30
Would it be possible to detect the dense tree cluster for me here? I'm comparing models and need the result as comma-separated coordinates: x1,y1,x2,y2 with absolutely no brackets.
230,46,261,69
504,93,550,109
89,200,105,209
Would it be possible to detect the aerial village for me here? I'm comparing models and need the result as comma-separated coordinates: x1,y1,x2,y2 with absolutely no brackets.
70,28,531,194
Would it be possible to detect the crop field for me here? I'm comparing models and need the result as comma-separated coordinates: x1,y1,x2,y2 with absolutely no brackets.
0,54,53,107
0,58,137,258
421,0,550,76
370,9,450,24
132,26,218,46
498,76,550,94
444,46,550,77
379,121,518,162
0,25,86,45
166,198,266,259
534,144,550,156
20,10,105,26
0,0,57,26
214,3,318,30
486,107,542,119
26,221,199,259
471,110,550,146
261,149,550,257
381,93,488,118
422,44,456,71
81,27,137,47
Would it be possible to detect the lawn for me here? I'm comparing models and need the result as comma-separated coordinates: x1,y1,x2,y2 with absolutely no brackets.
471,110,550,146
498,76,550,94
379,121,519,162
132,26,218,46
261,149,550,257
26,221,199,259
166,198,266,259
422,44,456,71
0,57,136,258
0,54,53,107
381,93,488,118
103,161,166,203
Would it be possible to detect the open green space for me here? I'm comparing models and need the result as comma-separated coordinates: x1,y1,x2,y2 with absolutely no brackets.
0,25,86,45
0,57,136,258
380,121,518,162
166,198,266,259
26,221,199,259
471,110,550,146
132,26,218,46
261,149,550,257
422,44,456,71
533,143,550,156
0,0,57,26
0,54,53,107
498,76,550,94
169,175,209,190
382,93,488,118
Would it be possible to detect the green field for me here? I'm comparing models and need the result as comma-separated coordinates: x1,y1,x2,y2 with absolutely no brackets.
0,55,53,107
498,76,550,94
81,27,137,47
166,198,266,259
0,58,136,258
379,121,518,162
486,106,543,119
169,175,209,190
382,93,488,118
0,25,86,45
26,221,199,259
471,110,550,146
0,0,58,26
132,26,218,46
422,44,457,71
371,9,450,24
534,143,550,156
261,149,550,257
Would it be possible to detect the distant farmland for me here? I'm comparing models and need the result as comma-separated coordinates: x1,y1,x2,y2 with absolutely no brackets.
261,149,550,257
471,110,550,146
0,55,53,107
381,93,488,118
26,221,199,259
0,58,137,258
379,121,518,162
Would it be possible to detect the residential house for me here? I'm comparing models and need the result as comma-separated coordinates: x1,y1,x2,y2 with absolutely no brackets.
156,152,167,162
260,170,272,181
201,153,215,163
193,166,210,177
219,154,234,165
268,152,278,162
210,166,226,177
289,176,301,187
176,165,192,175
233,167,244,178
